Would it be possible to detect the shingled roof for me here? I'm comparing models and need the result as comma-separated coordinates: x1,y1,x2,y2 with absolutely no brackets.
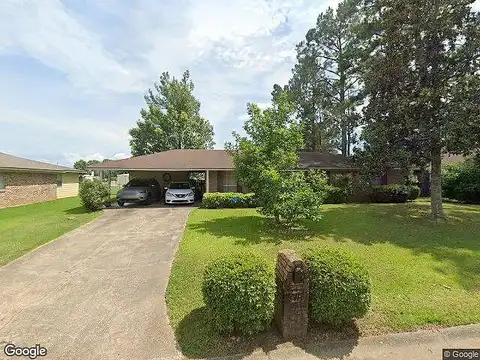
0,152,83,173
88,149,357,171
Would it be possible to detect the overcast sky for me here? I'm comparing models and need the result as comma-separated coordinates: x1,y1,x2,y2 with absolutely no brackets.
1,0,478,166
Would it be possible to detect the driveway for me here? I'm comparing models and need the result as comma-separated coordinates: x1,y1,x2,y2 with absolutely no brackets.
0,206,192,360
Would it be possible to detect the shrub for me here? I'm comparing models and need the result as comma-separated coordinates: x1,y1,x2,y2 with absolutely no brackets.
407,185,420,201
371,184,409,203
442,161,480,204
79,179,111,211
304,248,371,327
201,192,258,208
202,253,275,335
324,185,347,204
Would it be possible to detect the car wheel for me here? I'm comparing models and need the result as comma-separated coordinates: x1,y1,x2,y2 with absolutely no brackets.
118,200,125,207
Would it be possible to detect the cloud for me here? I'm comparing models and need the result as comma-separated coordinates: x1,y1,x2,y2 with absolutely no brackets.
0,0,340,165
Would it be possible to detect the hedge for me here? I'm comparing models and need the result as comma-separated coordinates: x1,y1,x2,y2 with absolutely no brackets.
407,185,420,201
202,253,275,335
201,192,258,208
442,161,480,204
79,179,111,211
323,185,347,204
304,248,371,327
371,185,409,203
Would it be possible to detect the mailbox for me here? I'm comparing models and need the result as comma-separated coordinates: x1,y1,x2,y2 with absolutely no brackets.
274,249,309,340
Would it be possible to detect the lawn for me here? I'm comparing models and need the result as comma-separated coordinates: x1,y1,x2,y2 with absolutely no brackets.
166,201,480,358
0,197,101,266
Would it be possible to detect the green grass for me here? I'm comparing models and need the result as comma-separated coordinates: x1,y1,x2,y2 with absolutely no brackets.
0,197,101,266
167,201,480,358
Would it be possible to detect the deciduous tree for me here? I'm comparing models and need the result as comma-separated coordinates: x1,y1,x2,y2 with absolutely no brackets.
129,71,215,156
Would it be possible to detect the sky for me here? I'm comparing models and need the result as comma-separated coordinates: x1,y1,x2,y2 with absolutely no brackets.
0,0,341,166
1,0,479,167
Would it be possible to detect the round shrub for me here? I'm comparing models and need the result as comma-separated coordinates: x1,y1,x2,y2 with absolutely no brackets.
304,248,371,327
202,253,275,335
79,179,111,211
407,185,420,201
324,185,347,204
371,184,409,203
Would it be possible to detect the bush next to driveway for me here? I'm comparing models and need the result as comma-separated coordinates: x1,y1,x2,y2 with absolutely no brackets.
79,179,111,211
201,192,257,208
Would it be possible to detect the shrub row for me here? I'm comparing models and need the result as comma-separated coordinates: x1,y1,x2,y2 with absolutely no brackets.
202,248,371,336
371,184,419,203
323,185,348,204
201,192,258,208
442,161,480,204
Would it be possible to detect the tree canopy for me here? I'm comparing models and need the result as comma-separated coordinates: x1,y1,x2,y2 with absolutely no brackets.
228,91,328,224
360,0,480,219
129,71,215,156
286,0,364,156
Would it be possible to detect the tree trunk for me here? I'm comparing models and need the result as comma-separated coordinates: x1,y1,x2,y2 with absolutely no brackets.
430,148,445,220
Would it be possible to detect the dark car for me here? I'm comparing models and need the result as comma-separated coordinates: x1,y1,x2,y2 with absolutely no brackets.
116,178,161,207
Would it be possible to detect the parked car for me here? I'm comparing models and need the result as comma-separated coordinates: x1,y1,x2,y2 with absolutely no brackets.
165,182,195,205
117,178,161,207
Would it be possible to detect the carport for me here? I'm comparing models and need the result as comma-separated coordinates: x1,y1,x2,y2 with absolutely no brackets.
87,149,241,195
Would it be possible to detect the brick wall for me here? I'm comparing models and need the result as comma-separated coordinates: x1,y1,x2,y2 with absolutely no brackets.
208,171,217,192
0,172,57,209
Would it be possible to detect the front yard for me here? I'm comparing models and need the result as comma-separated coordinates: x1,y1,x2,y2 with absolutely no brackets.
0,197,101,266
166,201,480,358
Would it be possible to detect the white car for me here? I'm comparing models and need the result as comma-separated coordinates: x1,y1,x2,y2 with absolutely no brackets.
165,182,195,204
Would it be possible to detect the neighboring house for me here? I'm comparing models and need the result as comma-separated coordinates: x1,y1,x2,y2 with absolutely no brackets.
0,152,84,209
88,149,359,194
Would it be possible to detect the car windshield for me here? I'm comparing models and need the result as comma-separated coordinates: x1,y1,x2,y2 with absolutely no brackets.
126,179,149,187
169,182,190,189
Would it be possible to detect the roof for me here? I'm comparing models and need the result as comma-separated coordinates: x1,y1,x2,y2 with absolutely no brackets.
88,149,357,171
442,154,470,164
298,152,358,170
0,152,83,173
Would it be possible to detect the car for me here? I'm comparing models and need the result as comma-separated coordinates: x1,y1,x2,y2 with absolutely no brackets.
165,182,195,205
116,178,161,207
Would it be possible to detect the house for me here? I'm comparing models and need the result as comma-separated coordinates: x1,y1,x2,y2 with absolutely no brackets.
88,149,359,194
0,152,84,209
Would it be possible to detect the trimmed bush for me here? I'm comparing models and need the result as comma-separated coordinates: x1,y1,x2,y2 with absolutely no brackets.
407,185,420,201
442,161,480,204
201,192,258,208
304,248,371,327
371,184,409,203
79,179,111,211
324,185,347,204
202,253,275,335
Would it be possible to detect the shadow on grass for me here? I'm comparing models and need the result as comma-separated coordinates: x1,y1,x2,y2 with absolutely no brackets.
188,215,318,246
305,203,480,291
63,206,91,215
176,306,360,359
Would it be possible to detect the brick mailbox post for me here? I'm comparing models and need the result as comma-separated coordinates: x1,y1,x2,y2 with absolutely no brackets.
274,249,309,340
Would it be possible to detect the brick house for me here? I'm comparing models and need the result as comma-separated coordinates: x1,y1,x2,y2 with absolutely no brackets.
0,152,83,209
89,149,360,194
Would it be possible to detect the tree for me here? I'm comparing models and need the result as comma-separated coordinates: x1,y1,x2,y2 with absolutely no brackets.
227,91,328,224
360,0,480,219
287,0,364,155
129,70,215,156
73,159,87,171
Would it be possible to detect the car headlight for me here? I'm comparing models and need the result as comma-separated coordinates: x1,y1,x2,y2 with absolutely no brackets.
188,191,194,196
139,190,147,194
166,191,173,196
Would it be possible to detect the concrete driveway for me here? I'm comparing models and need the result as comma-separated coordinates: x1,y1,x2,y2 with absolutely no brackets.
0,206,192,360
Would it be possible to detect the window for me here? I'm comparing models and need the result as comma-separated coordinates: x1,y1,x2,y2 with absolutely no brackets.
56,174,63,187
0,180,5,190
223,172,237,192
